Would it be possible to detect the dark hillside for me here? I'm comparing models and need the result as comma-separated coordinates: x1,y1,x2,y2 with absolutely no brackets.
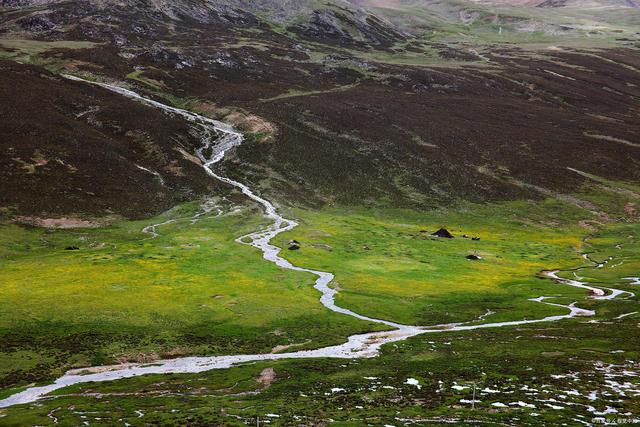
0,0,639,217
0,60,221,220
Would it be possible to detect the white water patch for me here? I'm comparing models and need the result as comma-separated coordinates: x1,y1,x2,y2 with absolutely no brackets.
510,401,536,409
623,277,640,285
452,384,469,391
141,219,177,239
544,70,576,81
615,312,638,320
47,407,60,424
405,378,422,389
583,132,640,148
468,49,490,62
135,164,165,186
190,197,223,224
543,271,635,300
0,76,625,409
142,198,224,238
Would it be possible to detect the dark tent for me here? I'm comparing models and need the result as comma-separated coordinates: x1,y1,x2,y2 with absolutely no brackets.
432,228,454,238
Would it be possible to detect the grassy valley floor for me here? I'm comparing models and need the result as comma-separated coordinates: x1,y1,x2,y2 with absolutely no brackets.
274,200,595,326
0,200,384,392
0,187,638,425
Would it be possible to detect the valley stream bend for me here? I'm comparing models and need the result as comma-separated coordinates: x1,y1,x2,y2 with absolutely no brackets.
0,76,631,408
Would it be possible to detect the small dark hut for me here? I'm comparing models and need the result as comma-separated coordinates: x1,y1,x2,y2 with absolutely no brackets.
288,240,301,250
432,228,454,239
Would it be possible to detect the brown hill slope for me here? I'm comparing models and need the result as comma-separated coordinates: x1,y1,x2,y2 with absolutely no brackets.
0,0,639,218
0,60,222,220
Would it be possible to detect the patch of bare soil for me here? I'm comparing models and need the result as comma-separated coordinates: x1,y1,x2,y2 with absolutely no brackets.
224,111,278,137
270,340,311,354
14,215,119,229
257,367,276,387
578,220,601,231
115,352,161,365
112,347,194,365
175,147,202,166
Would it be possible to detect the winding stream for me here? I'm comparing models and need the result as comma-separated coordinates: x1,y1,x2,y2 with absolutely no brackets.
0,76,630,408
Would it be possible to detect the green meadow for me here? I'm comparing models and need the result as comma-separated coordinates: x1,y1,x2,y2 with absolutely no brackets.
0,201,381,389
274,199,598,326
1,188,637,393
0,182,639,424
1,248,637,425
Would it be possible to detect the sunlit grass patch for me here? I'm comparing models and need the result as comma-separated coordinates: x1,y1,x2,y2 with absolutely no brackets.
274,199,606,324
0,204,379,388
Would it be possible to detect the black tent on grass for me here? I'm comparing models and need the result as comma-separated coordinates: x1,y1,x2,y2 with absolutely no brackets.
288,240,301,250
432,228,453,239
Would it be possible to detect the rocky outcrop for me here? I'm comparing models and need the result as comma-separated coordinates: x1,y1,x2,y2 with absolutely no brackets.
288,8,404,46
